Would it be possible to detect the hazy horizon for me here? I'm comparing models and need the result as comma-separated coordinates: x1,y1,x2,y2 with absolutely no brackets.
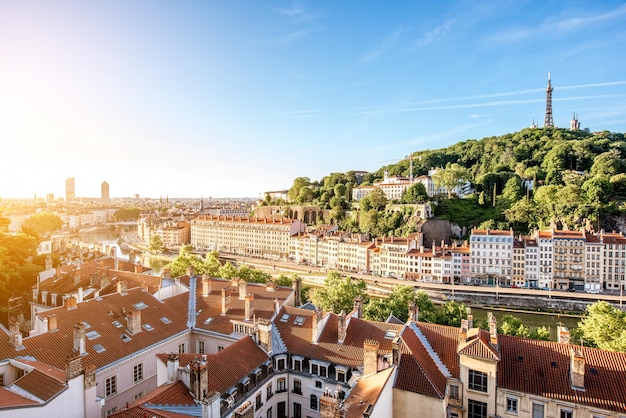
1,1,625,199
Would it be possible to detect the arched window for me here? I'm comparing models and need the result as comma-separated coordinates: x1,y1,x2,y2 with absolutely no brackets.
310,394,318,410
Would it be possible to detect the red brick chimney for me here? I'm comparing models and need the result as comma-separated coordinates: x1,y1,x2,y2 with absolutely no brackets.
363,339,379,377
126,310,142,335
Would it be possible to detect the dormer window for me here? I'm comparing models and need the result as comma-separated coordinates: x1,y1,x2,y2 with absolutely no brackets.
292,356,303,372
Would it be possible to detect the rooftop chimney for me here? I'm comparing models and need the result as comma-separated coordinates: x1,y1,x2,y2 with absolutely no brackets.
266,280,277,292
48,314,58,332
9,321,23,349
244,293,254,321
190,357,209,401
73,322,86,355
163,268,171,279
257,318,273,353
408,300,418,323
391,336,400,366
312,308,323,343
337,310,347,344
77,287,84,303
558,326,570,344
467,314,474,330
167,352,180,383
570,348,585,390
353,295,363,318
128,250,136,265
117,280,128,295
65,296,77,310
114,256,119,271
293,277,302,307
84,364,96,390
221,288,231,315
126,310,142,335
239,280,247,300
319,389,341,418
65,351,83,381
202,275,211,297
135,264,141,273
363,339,379,377
488,312,498,346
274,298,280,315
460,319,469,342
187,265,195,278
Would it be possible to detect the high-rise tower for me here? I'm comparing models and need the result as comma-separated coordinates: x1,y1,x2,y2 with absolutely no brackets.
544,72,554,128
65,177,75,202
101,181,110,201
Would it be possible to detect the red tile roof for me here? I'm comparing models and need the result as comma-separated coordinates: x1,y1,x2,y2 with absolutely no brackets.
414,322,461,378
157,336,269,394
0,387,38,408
12,368,67,401
342,367,394,418
498,335,626,413
0,288,190,371
458,328,499,361
274,307,402,368
128,381,195,408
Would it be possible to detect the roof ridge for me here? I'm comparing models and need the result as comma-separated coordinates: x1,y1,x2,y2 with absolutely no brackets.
186,276,197,329
410,323,451,377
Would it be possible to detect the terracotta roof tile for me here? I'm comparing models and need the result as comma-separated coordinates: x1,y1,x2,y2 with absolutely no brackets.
128,381,195,408
157,336,269,394
12,368,67,401
0,288,190,371
0,387,38,408
342,367,394,418
414,323,460,378
498,335,626,413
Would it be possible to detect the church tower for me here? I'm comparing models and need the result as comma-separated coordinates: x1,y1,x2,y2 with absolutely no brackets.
544,72,554,128
570,112,580,131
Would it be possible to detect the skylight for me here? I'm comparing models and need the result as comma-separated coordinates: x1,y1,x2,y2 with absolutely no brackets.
142,324,154,331
120,334,132,342
280,313,290,322
86,330,100,340
293,316,305,326
204,317,214,325
133,301,148,310
93,344,106,353
160,317,172,324
384,330,398,339
112,321,123,328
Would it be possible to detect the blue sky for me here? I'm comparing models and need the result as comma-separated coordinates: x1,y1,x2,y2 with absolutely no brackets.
1,1,625,199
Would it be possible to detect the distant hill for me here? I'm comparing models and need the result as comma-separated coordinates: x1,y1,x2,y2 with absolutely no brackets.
284,127,626,236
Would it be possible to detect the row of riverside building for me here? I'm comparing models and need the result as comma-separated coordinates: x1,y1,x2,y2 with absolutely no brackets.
188,215,626,292
2,254,626,418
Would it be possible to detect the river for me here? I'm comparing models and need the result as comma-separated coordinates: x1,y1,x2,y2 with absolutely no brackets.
77,227,169,275
469,306,582,340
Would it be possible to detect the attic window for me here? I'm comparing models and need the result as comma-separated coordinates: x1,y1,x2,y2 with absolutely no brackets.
518,356,524,362
120,334,132,342
551,362,558,368
86,330,100,340
82,322,92,329
384,330,398,339
93,344,106,353
293,316,305,326
142,324,154,331
161,317,172,324
204,317,214,325
112,321,123,328
280,314,290,322
133,302,148,310
590,368,598,375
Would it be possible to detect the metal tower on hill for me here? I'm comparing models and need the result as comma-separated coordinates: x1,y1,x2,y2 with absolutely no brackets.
544,72,554,128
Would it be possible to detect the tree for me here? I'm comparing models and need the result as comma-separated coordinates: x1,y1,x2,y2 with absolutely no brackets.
22,212,63,236
165,245,206,277
204,251,221,277
288,177,311,202
402,182,428,203
309,271,367,313
149,234,166,254
218,262,238,280
578,301,626,351
432,163,470,198
113,208,141,222
368,188,388,211
363,285,415,322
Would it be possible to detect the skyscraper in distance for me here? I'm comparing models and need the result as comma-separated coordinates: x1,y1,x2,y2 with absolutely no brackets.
101,181,110,201
65,177,75,202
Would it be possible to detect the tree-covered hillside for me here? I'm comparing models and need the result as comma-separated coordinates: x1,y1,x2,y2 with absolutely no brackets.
279,128,626,236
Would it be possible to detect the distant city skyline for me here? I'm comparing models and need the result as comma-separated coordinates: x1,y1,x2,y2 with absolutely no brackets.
1,1,625,199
